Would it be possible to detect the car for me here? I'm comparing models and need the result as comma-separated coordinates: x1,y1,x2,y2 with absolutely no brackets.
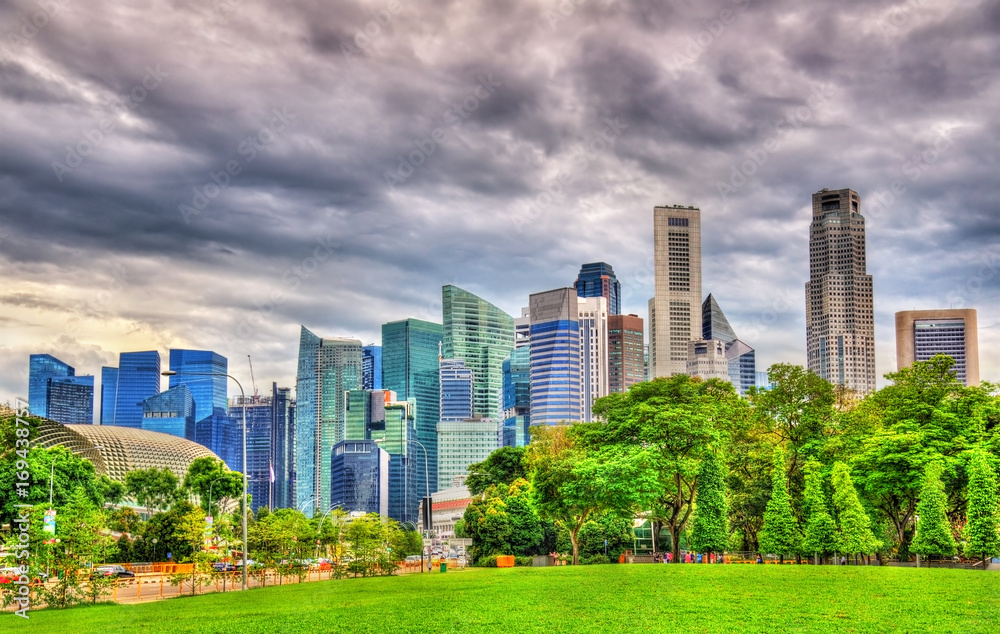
91,565,135,579
212,562,237,572
0,567,44,586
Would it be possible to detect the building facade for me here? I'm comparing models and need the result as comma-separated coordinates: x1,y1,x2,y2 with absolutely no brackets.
294,326,363,511
575,262,622,315
142,384,195,439
382,318,442,500
529,288,581,425
895,309,979,385
436,418,500,491
649,205,703,378
46,376,95,425
229,393,276,513
608,314,645,394
502,345,531,447
686,339,730,382
440,359,474,423
805,188,876,393
330,440,389,516
29,354,75,419
701,294,756,395
270,383,296,510
100,367,118,425
167,350,228,426
578,295,608,422
362,345,382,390
109,351,162,428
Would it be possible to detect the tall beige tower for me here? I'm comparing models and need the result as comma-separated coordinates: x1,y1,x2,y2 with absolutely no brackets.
649,204,702,378
805,188,876,393
895,309,979,386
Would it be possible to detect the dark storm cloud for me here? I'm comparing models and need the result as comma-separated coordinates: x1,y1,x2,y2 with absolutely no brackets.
0,0,998,402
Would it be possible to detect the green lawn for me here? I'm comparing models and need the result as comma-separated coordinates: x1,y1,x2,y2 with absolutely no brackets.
4,564,999,633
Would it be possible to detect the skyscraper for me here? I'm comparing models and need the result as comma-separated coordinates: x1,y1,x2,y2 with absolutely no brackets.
362,345,382,390
502,345,531,447
46,376,94,424
529,288,581,426
608,314,645,394
440,359,474,423
330,440,389,516
230,392,277,512
294,326,362,511
110,351,161,428
895,309,979,386
142,384,195,439
701,294,756,395
442,285,515,421
100,367,118,424
649,205,703,378
271,383,296,510
575,262,622,315
167,350,228,425
382,318,442,500
437,419,499,490
29,354,74,418
577,295,608,422
805,188,876,393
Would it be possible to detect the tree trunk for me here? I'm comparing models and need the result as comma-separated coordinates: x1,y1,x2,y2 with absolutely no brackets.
569,527,580,565
669,524,681,563
651,519,662,553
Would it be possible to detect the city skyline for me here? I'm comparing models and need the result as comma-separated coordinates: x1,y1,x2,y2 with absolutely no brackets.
1,1,998,405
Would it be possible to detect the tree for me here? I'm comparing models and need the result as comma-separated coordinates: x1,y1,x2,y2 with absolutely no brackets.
964,448,1000,569
527,424,657,565
0,444,108,527
801,459,837,561
832,462,878,563
466,447,528,496
910,462,957,560
125,467,180,515
758,447,800,562
689,451,728,559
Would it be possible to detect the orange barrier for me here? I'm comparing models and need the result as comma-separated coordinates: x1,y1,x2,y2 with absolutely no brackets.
496,555,515,568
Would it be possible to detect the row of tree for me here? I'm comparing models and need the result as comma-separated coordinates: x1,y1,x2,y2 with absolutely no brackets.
462,356,1000,567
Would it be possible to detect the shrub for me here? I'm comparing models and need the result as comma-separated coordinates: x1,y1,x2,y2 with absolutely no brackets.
476,555,498,568
579,554,610,565
514,556,532,567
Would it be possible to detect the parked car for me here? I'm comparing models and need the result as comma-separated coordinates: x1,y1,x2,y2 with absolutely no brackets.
212,562,237,572
0,567,44,585
91,565,135,579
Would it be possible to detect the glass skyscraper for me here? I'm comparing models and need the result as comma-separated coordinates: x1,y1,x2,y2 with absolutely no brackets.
575,262,622,315
46,376,94,424
362,345,382,390
109,351,161,428
29,354,74,418
142,384,195,439
100,367,119,424
168,350,228,425
294,326,362,512
230,393,276,513
271,383,296,510
701,294,756,395
330,440,389,517
382,318,442,499
439,359,474,422
502,345,531,447
529,288,581,425
442,285,515,422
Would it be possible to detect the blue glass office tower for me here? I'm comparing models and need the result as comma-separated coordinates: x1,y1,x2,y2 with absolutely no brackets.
702,294,756,395
330,440,389,517
575,262,621,316
502,345,531,446
440,359,474,423
110,351,161,428
382,319,442,499
271,384,296,510
29,354,74,418
230,394,274,512
142,384,195,439
100,367,119,424
294,326,362,512
362,345,382,390
47,376,94,424
168,350,228,425
529,288,581,425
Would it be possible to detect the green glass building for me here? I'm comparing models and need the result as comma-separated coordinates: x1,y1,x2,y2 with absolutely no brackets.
295,326,362,512
442,285,515,422
382,318,442,499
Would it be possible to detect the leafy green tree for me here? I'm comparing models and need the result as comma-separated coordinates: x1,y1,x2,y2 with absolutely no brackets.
690,451,728,558
343,513,403,576
466,446,528,496
125,467,180,515
801,459,837,560
182,457,241,516
588,376,741,562
964,448,1000,569
910,462,957,560
758,447,800,562
463,488,514,563
1,444,107,526
832,462,878,563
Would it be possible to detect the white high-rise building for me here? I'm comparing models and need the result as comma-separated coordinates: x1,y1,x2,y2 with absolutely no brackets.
578,296,608,422
649,205,703,378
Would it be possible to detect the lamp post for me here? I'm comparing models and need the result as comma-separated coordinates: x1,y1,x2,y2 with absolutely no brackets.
163,370,249,591
374,437,430,572
152,538,158,562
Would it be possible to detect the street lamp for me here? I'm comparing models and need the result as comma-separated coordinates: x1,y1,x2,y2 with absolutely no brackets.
163,369,249,591
152,538,158,562
374,437,430,572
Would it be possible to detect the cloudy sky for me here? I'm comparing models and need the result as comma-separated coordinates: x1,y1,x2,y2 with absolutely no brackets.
1,0,998,410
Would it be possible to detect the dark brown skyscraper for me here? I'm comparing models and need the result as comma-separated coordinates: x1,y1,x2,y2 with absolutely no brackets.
608,313,644,393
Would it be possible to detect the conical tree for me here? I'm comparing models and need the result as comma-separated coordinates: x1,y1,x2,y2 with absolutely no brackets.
832,462,878,564
801,459,837,563
910,462,957,561
758,447,799,563
690,452,728,560
964,448,1000,570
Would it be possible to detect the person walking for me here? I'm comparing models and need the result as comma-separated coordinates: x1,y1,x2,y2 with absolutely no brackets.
756,554,762,564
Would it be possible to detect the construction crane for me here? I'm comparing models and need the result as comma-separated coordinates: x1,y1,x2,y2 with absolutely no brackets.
247,354,258,400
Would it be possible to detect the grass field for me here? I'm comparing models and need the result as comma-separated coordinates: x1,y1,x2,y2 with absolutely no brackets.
4,564,999,633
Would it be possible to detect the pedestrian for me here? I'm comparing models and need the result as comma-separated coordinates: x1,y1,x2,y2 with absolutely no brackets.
667,552,672,563
756,554,762,564
840,556,846,566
